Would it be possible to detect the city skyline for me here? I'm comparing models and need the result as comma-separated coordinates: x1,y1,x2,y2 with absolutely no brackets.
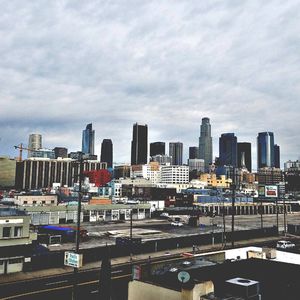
0,1,299,165
3,122,286,170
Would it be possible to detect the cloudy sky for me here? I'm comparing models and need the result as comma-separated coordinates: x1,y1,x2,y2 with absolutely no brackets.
0,0,299,168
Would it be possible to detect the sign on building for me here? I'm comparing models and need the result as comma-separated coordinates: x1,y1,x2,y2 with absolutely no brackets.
265,185,278,198
64,252,83,268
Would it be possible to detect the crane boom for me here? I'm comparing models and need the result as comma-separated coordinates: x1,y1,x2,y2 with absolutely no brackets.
14,144,53,161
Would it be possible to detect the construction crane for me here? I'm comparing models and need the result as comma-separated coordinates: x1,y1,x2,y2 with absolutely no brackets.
14,144,53,161
14,143,29,162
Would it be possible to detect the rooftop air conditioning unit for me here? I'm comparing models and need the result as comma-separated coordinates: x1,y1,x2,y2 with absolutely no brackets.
225,277,260,299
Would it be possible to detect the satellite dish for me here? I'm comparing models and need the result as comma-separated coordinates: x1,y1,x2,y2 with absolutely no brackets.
177,271,190,283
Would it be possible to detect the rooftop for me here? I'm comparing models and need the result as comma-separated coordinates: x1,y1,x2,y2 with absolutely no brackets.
0,207,27,217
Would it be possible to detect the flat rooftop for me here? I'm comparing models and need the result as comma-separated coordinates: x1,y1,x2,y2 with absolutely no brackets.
0,207,27,217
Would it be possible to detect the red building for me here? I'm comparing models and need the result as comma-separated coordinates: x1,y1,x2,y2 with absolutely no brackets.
83,169,111,187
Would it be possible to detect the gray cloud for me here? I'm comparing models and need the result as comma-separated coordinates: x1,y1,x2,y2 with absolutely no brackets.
0,0,299,166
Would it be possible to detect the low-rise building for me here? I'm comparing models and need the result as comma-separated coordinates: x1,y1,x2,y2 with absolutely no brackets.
131,163,161,184
199,173,232,188
160,165,189,184
14,194,58,206
0,208,37,275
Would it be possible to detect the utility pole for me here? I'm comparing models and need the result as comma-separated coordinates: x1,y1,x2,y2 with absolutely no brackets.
130,207,133,262
276,184,279,231
231,167,236,248
283,198,286,236
72,155,84,300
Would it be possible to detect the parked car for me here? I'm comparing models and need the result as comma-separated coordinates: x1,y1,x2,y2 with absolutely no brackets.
276,240,295,249
171,221,183,227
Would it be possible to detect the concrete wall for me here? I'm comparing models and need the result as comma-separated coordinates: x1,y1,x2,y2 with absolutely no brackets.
128,281,181,300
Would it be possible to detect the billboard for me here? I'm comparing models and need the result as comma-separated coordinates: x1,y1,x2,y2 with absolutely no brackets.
265,185,278,198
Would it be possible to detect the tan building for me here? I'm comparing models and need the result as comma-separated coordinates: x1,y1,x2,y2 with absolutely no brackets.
199,173,232,188
0,156,16,188
15,194,58,206
128,280,214,300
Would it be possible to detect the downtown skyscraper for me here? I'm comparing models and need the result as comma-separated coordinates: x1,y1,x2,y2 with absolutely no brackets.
237,142,252,172
100,139,113,168
82,123,95,155
257,132,275,169
199,117,213,171
28,133,42,158
169,142,183,165
150,142,165,157
131,123,148,165
219,133,238,167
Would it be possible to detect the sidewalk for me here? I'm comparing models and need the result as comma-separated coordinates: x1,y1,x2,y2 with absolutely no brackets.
0,235,282,284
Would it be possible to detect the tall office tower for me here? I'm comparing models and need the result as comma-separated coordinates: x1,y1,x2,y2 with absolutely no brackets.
274,144,280,169
169,142,183,165
237,142,252,172
53,147,68,159
199,117,213,171
189,147,199,159
100,139,113,168
219,133,238,167
82,123,95,155
28,133,42,158
131,123,148,165
150,142,165,156
257,132,275,169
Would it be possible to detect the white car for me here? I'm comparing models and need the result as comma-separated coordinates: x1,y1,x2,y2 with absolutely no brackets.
276,240,295,249
171,221,183,227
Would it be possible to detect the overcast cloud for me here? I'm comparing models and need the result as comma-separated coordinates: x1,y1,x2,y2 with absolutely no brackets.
0,0,299,167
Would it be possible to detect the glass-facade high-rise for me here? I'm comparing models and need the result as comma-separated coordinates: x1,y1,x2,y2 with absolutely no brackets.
131,123,148,165
274,144,280,169
169,142,183,165
189,146,199,159
257,132,275,169
82,123,95,155
219,133,237,167
53,147,68,159
28,133,42,158
199,117,213,171
150,142,165,157
101,139,113,168
237,142,252,172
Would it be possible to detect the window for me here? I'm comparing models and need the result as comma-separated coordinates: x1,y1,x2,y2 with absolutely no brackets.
8,258,23,264
33,201,37,204
51,200,55,204
42,201,46,204
24,201,27,204
14,226,22,237
3,227,11,238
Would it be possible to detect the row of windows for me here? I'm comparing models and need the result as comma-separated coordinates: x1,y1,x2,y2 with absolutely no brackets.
23,200,55,204
2,226,23,238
